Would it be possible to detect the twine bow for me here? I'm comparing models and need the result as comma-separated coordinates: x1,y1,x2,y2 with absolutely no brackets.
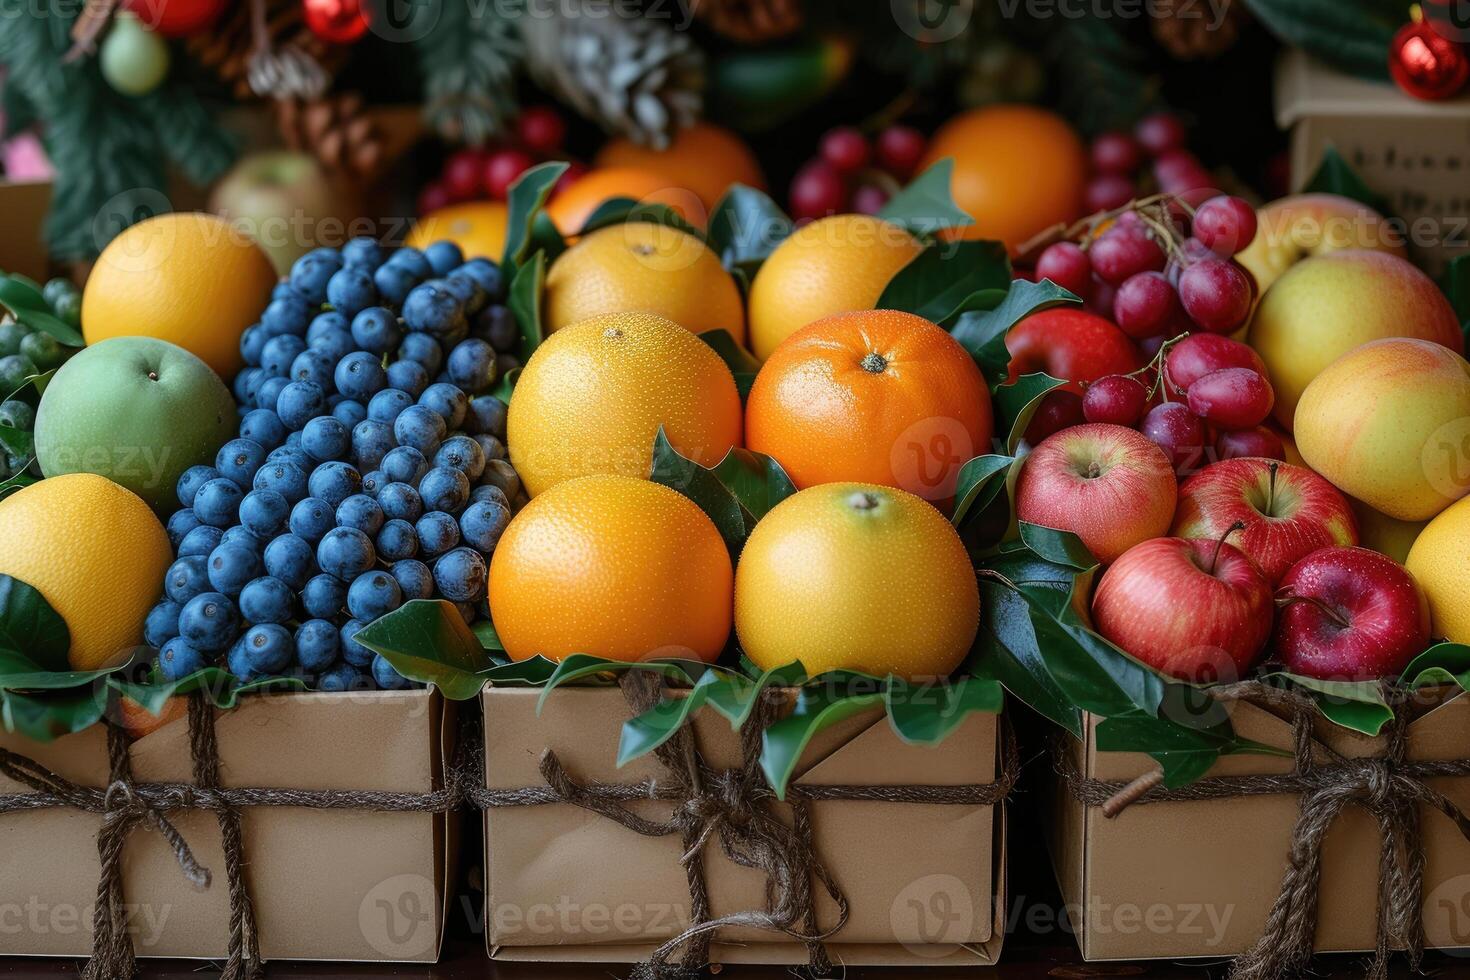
1057,681,1470,980
473,671,1020,978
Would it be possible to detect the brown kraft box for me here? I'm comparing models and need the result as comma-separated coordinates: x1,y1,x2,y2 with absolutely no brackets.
1275,49,1470,274
0,689,456,964
481,685,1007,967
1045,690,1470,961
0,178,51,282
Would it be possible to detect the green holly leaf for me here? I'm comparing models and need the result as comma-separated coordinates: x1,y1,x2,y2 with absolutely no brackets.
649,428,795,559
950,279,1082,387
950,455,1015,529
707,184,793,279
994,372,1067,453
353,599,494,700
876,158,974,237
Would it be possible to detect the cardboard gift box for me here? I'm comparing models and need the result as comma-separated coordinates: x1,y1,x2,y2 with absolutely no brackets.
0,689,455,964
1045,688,1470,962
0,179,51,282
1276,49,1470,274
481,685,1008,967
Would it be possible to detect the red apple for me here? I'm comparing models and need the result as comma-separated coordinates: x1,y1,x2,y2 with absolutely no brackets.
1172,459,1357,583
1275,547,1430,681
1092,536,1273,682
1016,423,1177,564
1006,308,1143,395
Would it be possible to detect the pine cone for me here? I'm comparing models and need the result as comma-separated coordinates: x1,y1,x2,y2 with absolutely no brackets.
274,92,385,182
187,0,343,100
1150,0,1245,60
521,1,704,149
688,0,802,43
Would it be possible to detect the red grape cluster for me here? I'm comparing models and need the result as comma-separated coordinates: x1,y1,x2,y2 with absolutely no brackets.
1083,112,1214,213
1081,333,1284,477
786,125,929,222
418,106,583,215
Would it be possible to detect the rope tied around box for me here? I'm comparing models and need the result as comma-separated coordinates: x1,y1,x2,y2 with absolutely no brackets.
0,692,464,980
1054,679,1470,980
468,670,1020,979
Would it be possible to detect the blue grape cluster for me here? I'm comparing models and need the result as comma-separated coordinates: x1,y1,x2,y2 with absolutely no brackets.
143,237,523,692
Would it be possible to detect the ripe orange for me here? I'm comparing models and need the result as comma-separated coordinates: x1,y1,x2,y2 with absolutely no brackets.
544,223,746,344
735,482,979,680
544,168,705,237
745,310,992,502
81,212,276,378
507,311,743,497
116,695,188,739
488,475,733,662
594,122,765,211
746,214,923,360
0,473,172,671
406,200,509,261
920,105,1087,251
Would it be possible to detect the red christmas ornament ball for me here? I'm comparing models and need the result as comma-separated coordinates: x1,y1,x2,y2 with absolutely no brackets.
302,0,371,44
121,0,227,37
1389,20,1470,100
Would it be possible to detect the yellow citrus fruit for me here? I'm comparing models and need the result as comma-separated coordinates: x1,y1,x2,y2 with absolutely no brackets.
81,212,276,378
406,201,509,261
594,122,765,212
507,311,743,497
0,473,172,671
747,214,922,360
919,104,1087,251
1407,494,1470,643
735,483,979,680
545,168,705,238
543,223,746,344
488,475,733,662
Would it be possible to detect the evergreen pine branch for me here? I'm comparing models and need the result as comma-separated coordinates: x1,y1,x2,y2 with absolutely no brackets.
413,0,522,145
1041,14,1160,136
0,1,236,260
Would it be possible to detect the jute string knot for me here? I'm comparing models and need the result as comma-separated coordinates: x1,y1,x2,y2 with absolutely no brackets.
1055,679,1470,980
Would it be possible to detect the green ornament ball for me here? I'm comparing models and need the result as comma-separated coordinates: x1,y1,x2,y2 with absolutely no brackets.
100,13,171,97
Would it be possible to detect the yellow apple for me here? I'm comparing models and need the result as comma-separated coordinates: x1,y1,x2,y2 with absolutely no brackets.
1350,498,1425,565
1407,494,1470,642
1295,338,1470,522
1237,193,1406,298
1248,250,1462,429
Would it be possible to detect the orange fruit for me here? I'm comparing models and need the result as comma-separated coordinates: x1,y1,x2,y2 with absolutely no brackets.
919,105,1087,251
489,474,733,662
745,309,992,503
0,473,172,671
544,168,705,237
507,311,743,497
746,214,923,360
544,223,746,344
81,212,276,378
406,201,509,261
735,482,979,680
594,122,765,212
117,695,189,739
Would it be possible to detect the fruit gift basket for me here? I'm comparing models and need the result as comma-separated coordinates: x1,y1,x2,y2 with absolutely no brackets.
351,162,1069,969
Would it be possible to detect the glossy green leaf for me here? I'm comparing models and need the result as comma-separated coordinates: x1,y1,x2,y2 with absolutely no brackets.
704,660,807,729
875,240,1012,324
108,667,306,717
1018,522,1097,570
1241,0,1399,81
537,655,713,713
480,655,559,686
1403,642,1470,690
5,369,55,404
698,328,761,398
501,161,569,270
0,425,33,459
875,158,973,237
884,675,1002,745
950,455,1015,529
578,199,707,242
617,670,724,767
950,279,1082,386
1443,256,1470,345
994,372,1067,453
489,366,519,404
708,446,796,524
0,649,131,692
15,308,84,347
1095,714,1288,789
508,251,546,364
0,575,70,671
761,688,883,800
353,599,493,700
649,429,794,558
2,686,108,741
0,275,48,314
707,184,793,279
1258,671,1395,736
1301,145,1392,215
473,619,505,653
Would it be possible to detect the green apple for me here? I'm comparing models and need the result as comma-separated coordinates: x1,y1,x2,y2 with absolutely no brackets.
34,337,236,511
210,151,354,275
1295,338,1470,522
